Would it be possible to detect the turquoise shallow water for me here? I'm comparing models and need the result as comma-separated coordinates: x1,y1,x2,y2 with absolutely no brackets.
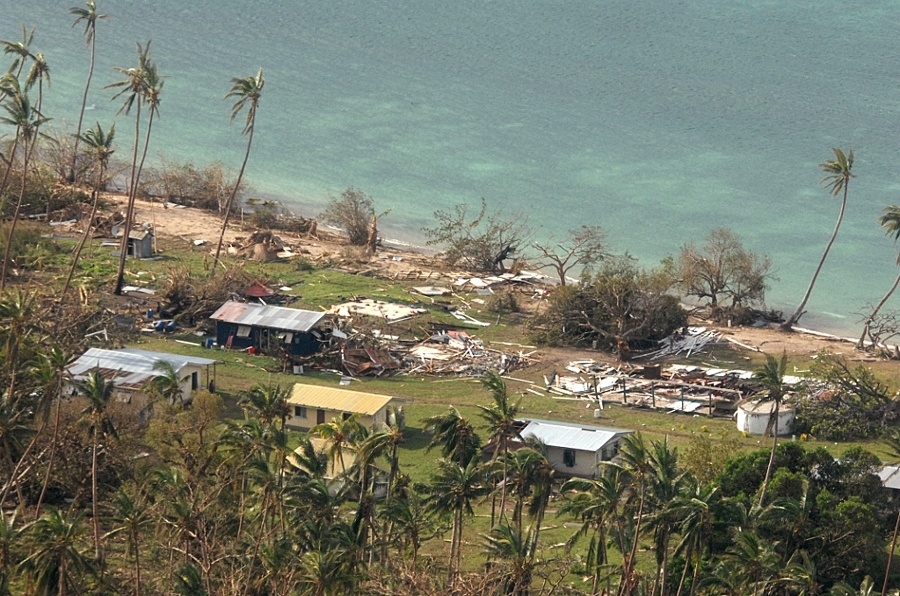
5,1,900,335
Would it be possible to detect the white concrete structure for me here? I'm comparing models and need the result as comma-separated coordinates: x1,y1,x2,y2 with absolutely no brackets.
735,399,795,436
518,419,632,478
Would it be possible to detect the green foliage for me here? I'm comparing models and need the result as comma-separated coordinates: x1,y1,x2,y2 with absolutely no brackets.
0,223,63,271
529,255,687,358
676,227,773,324
794,353,897,441
484,289,519,314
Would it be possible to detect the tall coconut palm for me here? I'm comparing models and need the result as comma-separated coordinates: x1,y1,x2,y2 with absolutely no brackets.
61,121,114,299
783,148,854,331
858,205,900,350
33,346,72,516
477,370,521,526
0,89,49,291
211,68,264,277
69,2,108,183
560,466,628,596
673,479,719,596
644,436,687,596
614,431,654,594
19,507,94,596
755,351,788,507
104,486,153,596
239,383,290,429
425,458,488,586
76,368,117,564
106,41,151,295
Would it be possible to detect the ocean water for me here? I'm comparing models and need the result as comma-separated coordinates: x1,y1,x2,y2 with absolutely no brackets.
4,1,900,336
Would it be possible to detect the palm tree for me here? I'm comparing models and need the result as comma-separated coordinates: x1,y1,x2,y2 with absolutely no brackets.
19,507,94,596
211,68,264,277
149,359,188,405
425,458,488,586
644,436,687,596
755,351,788,507
477,370,521,526
482,522,536,596
0,87,50,291
76,368,117,564
0,25,35,81
104,486,153,596
560,466,627,595
858,205,900,350
614,432,654,594
312,414,365,478
673,479,719,596
61,121,115,299
783,148,854,331
69,1,108,183
34,346,73,516
423,405,481,467
0,391,35,510
107,41,152,295
239,383,290,429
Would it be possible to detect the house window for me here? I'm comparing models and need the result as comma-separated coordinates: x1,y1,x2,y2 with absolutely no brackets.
236,325,251,338
563,449,576,468
294,406,307,419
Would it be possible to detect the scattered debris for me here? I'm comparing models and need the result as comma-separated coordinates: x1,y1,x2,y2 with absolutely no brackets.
329,299,427,322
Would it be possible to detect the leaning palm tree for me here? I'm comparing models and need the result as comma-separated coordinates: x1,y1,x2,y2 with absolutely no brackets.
477,370,521,526
312,413,365,478
783,148,854,331
0,88,50,291
69,1,108,183
858,205,900,350
755,351,788,507
423,405,481,468
61,121,114,299
0,25,35,82
106,41,151,295
211,68,264,277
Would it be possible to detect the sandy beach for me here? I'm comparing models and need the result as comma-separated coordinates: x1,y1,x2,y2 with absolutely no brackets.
98,194,884,367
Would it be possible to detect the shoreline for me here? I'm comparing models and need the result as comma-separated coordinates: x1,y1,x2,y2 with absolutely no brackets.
103,193,884,363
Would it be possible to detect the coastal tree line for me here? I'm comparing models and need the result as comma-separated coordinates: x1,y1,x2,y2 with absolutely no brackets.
2,3,900,595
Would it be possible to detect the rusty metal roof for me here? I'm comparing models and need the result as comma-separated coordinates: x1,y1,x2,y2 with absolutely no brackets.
288,383,394,416
210,300,326,332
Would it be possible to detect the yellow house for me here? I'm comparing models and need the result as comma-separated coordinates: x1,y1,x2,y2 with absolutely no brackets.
286,383,395,432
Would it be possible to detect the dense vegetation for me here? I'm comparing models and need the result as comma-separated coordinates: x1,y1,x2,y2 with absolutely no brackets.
3,3,900,595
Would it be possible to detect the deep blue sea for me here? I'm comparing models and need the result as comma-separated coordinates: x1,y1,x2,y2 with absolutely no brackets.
5,1,900,336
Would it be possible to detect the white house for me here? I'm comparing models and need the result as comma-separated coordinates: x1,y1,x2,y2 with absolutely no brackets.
735,399,795,436
66,347,220,407
517,419,633,478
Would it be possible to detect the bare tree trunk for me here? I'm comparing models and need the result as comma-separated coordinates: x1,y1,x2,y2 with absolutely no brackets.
114,101,143,295
859,272,900,350
783,185,848,331
71,20,97,183
758,402,780,507
211,118,255,277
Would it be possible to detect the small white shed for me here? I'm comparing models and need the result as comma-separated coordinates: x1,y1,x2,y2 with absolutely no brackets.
736,400,795,436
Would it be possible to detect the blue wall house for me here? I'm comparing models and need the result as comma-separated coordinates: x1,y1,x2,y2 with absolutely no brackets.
209,300,329,356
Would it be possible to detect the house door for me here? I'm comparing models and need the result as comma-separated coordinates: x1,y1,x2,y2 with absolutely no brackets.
317,409,326,424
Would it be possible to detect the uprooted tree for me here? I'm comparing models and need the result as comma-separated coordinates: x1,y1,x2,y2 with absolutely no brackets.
529,254,687,359
423,197,528,274
531,224,608,286
675,227,773,324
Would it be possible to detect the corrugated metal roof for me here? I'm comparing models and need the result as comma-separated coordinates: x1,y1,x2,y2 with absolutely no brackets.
520,419,632,452
880,465,900,491
210,300,326,332
67,348,219,386
288,383,394,416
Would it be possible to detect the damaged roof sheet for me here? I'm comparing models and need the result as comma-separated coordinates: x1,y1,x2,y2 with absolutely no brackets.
210,300,326,332
519,419,632,452
68,348,219,387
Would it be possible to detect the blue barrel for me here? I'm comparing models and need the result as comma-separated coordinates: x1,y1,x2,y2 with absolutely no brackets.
205,338,215,349
165,321,177,333
146,309,154,319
